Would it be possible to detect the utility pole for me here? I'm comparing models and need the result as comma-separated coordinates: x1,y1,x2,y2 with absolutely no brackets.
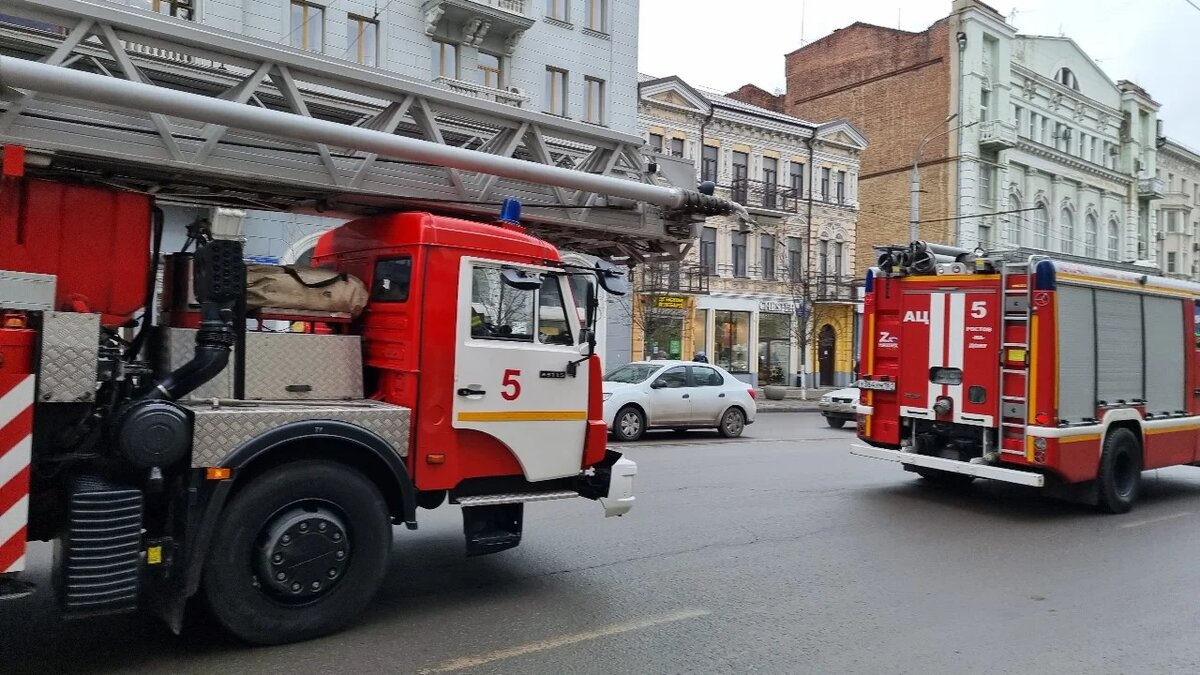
909,114,979,242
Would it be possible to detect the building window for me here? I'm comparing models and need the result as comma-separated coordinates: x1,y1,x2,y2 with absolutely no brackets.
1033,202,1049,249
648,133,663,153
1040,117,1049,145
979,87,990,122
760,234,776,280
1005,194,1022,246
132,0,194,19
1085,213,1098,258
836,170,846,204
477,52,503,88
820,167,831,201
1060,208,1074,254
1168,252,1178,274
545,67,568,116
1028,112,1037,140
346,14,378,67
1108,218,1121,260
1012,104,1023,132
818,238,829,278
790,162,804,198
290,1,324,52
979,162,994,205
834,240,844,277
1168,211,1178,232
546,0,569,21
762,157,778,209
585,0,607,32
714,310,751,373
979,223,993,249
691,309,708,362
787,237,804,282
758,313,791,385
731,231,748,277
731,151,749,202
1055,67,1080,90
700,226,717,276
701,145,718,183
584,77,605,124
432,40,458,78
669,137,684,158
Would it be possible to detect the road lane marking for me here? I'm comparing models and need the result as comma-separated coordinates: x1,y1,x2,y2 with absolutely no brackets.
417,609,711,674
1119,511,1193,528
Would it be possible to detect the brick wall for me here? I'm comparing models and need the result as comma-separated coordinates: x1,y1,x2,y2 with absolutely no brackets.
783,19,956,272
725,84,783,112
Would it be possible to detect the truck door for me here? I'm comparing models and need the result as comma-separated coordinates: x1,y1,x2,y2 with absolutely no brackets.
453,260,589,482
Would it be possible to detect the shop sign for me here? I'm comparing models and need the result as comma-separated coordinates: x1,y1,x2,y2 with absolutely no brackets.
654,295,688,310
759,299,796,314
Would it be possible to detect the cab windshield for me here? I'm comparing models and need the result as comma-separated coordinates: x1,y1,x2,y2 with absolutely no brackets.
604,363,660,384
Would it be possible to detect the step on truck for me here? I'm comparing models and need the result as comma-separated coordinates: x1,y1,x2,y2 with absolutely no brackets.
0,0,745,645
852,241,1200,513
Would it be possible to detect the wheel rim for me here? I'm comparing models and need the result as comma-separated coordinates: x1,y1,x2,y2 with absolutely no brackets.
1112,451,1136,498
724,410,744,435
619,410,641,438
253,502,351,604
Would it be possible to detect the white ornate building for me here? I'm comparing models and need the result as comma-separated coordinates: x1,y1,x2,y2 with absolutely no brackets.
1156,138,1200,279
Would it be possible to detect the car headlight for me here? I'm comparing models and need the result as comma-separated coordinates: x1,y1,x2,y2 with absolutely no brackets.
602,392,612,401
820,396,831,403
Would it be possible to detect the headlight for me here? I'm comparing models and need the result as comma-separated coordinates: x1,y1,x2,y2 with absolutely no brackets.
820,396,831,403
602,392,612,401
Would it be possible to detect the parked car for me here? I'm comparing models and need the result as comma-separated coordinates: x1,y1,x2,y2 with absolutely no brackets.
818,387,859,428
602,360,758,441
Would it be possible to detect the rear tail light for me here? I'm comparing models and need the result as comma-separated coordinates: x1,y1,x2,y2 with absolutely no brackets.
747,388,757,400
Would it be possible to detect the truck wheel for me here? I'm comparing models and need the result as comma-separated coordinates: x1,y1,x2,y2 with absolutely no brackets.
718,407,746,438
202,460,391,645
826,417,847,429
1097,427,1142,514
913,467,975,488
613,406,645,442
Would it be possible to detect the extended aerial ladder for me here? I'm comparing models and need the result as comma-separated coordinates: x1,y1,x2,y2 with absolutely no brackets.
0,0,741,259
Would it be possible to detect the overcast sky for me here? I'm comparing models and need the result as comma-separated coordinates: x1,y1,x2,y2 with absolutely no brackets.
638,0,1200,149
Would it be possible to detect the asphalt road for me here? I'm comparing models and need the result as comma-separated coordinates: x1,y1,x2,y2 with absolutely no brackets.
5,414,1200,674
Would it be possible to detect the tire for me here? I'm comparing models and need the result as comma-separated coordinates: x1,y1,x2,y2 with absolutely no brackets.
612,406,645,442
718,407,746,438
913,467,976,488
1096,427,1142,514
826,417,847,429
202,460,392,645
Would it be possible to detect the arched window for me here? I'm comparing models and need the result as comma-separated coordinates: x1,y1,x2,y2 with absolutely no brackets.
1033,202,1049,249
1005,194,1022,246
1059,208,1074,254
1055,67,1079,90
1107,219,1121,260
1084,213,1098,258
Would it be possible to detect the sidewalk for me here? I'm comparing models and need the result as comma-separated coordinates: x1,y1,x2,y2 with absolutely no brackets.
753,386,840,413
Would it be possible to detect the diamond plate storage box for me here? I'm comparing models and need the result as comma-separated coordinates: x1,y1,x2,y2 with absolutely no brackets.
39,311,100,403
159,328,363,400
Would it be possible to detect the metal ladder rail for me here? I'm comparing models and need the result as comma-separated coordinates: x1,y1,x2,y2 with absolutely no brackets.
997,259,1035,453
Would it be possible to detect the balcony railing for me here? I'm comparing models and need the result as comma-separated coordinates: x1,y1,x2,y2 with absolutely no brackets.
1138,177,1166,199
433,76,530,107
729,178,800,213
637,263,710,295
979,120,1018,150
813,275,857,302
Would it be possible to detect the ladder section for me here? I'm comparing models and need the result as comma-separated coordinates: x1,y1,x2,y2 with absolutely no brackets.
0,0,728,258
998,262,1031,455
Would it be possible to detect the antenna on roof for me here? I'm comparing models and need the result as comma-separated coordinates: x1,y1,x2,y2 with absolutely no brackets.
898,8,902,29
799,0,807,47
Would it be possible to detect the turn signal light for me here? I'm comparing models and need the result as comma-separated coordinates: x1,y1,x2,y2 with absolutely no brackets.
205,467,232,481
1034,412,1051,425
426,453,446,465
2,313,26,329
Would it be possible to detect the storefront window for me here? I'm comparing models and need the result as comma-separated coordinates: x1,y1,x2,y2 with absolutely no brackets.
758,313,792,385
692,309,708,361
714,310,751,373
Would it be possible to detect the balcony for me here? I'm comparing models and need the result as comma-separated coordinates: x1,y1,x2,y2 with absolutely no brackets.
423,0,535,51
729,178,801,213
434,76,530,107
813,275,857,302
637,263,710,295
1138,177,1166,200
979,120,1018,150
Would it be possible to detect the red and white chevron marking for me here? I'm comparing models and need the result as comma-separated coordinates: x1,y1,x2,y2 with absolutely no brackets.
0,374,34,574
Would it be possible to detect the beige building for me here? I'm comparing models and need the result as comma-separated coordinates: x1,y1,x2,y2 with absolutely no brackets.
618,75,865,387
1156,138,1200,279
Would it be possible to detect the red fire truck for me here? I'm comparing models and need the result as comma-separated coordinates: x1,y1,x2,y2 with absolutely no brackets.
852,241,1200,513
0,1,742,645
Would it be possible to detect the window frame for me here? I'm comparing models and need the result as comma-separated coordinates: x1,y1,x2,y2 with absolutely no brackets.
700,226,717,276
432,39,459,79
584,76,605,125
584,0,607,32
476,51,503,89
347,13,378,67
652,365,689,389
290,0,325,52
690,365,725,387
760,234,776,280
546,0,570,22
545,67,569,116
731,231,748,278
371,256,414,303
701,145,718,183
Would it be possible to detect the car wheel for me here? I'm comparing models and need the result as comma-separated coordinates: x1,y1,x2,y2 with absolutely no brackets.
1097,427,1141,514
826,417,846,429
202,460,391,645
718,407,746,438
613,406,645,442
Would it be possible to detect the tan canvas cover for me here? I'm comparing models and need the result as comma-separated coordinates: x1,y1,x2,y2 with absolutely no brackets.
245,264,368,317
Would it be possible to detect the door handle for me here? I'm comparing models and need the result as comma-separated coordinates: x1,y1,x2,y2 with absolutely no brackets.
457,387,485,397
719,393,726,398
682,394,690,399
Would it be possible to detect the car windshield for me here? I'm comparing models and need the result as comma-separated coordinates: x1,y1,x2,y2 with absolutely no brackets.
604,363,660,384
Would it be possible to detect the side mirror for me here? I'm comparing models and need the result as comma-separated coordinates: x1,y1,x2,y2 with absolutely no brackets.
650,379,666,389
501,267,543,291
594,259,629,296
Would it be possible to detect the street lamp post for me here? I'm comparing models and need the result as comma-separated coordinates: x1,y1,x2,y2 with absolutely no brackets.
909,113,966,243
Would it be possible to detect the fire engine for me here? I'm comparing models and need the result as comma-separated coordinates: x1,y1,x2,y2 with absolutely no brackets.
0,0,740,645
853,241,1200,513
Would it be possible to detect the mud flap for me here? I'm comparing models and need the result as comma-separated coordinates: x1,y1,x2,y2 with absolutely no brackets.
462,503,523,557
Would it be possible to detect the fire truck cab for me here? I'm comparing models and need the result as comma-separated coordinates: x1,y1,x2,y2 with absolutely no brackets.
853,241,1200,513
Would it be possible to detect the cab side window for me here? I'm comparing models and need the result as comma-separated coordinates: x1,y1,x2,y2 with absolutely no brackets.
538,276,574,346
654,366,688,389
470,266,535,341
371,257,412,302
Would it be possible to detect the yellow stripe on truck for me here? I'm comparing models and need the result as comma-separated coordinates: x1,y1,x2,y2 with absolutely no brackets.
457,410,588,422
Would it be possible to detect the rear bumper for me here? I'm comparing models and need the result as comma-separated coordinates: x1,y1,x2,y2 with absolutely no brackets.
850,444,1045,487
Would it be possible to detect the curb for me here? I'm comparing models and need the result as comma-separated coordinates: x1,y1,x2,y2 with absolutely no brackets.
757,407,823,414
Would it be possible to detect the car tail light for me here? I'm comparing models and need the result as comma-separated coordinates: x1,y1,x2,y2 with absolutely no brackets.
747,388,757,400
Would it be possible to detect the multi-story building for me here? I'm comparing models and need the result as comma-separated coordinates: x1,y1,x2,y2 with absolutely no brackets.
1,0,640,262
616,75,865,387
780,0,1161,273
1156,138,1200,279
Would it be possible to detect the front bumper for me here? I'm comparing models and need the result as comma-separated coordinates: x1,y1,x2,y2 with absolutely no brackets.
819,403,856,417
850,444,1045,487
576,449,637,517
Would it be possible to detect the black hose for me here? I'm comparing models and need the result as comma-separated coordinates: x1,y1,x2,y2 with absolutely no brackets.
126,206,165,362
141,302,234,401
